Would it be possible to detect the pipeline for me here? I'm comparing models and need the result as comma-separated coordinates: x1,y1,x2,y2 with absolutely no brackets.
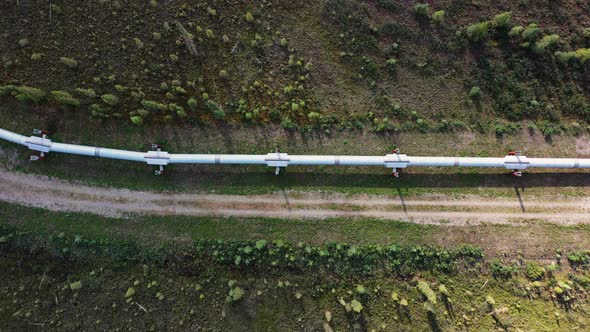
1,127,590,177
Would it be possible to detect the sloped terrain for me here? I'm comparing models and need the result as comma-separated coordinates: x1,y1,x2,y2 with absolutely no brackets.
0,0,589,135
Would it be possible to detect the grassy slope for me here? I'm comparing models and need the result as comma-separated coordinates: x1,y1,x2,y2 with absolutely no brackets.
2,1,590,329
0,1,589,131
3,201,590,261
3,202,590,331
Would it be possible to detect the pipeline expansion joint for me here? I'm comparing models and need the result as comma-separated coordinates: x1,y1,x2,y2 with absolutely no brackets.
145,144,169,175
27,129,51,161
384,152,409,178
266,148,289,175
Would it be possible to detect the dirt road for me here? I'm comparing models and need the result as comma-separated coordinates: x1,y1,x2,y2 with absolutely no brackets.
0,169,589,225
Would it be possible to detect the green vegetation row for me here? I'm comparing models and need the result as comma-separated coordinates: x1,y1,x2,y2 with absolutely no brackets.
1,84,588,139
0,223,483,277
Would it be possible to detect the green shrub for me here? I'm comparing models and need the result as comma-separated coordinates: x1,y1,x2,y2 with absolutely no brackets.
130,115,143,125
575,48,590,63
281,117,296,129
31,53,44,60
492,12,512,29
508,26,524,37
567,251,590,268
187,98,197,111
168,103,186,117
386,58,397,66
413,3,429,17
466,21,491,42
18,38,29,47
555,51,576,63
74,88,96,98
133,37,144,49
60,57,78,68
469,86,482,99
101,94,119,106
0,85,16,97
534,34,560,53
49,91,80,107
490,258,516,279
417,281,437,304
207,100,225,119
14,86,46,103
90,104,106,117
432,10,445,25
521,23,541,41
525,262,545,281
141,100,166,112
137,109,150,118
228,286,245,302
307,112,322,122
245,12,254,23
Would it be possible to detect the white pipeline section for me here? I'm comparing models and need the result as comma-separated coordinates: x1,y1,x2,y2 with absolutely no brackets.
2,128,590,174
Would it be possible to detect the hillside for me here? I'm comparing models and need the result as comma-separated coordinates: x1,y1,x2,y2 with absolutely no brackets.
3,1,590,331
1,0,589,137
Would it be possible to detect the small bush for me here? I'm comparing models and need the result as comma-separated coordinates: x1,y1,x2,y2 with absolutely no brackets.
385,57,397,65
413,3,430,17
575,48,590,63
168,103,186,117
74,88,96,98
508,26,524,37
281,117,296,129
525,262,545,281
60,57,78,68
133,38,144,49
466,21,491,42
49,91,80,107
31,53,44,60
14,86,46,103
0,85,16,97
492,12,512,29
555,51,576,63
101,94,119,106
137,109,150,118
534,34,560,54
490,258,516,279
130,115,143,125
207,100,225,119
521,23,541,41
568,251,590,268
432,10,445,25
469,86,482,99
187,98,197,111
142,100,166,112
245,12,254,23
417,281,437,304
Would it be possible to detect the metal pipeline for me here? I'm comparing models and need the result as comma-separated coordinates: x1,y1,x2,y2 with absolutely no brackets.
1,128,590,175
